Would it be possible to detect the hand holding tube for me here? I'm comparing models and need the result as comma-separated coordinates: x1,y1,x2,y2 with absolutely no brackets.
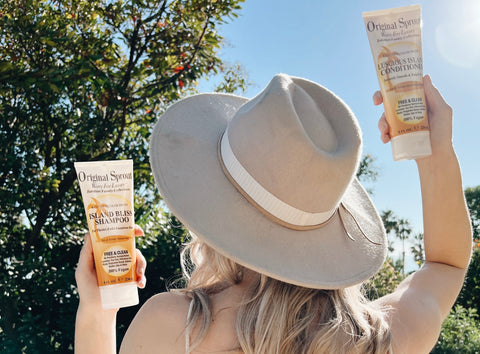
374,75,453,158
75,225,147,307
372,75,472,352
74,225,147,354
374,75,471,268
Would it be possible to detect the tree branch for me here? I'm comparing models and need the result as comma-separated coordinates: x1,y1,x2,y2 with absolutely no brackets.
132,7,214,100
121,18,142,90
28,169,77,248
144,0,168,23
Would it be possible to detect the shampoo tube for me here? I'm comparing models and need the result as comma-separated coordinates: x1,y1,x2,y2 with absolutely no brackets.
74,160,138,309
363,5,432,161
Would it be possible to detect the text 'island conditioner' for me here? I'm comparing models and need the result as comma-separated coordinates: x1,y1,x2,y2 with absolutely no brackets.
363,5,432,161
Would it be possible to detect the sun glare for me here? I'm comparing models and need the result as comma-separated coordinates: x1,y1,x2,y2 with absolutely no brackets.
435,1,480,69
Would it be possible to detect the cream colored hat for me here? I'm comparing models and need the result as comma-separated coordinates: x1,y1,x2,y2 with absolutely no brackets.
150,74,387,289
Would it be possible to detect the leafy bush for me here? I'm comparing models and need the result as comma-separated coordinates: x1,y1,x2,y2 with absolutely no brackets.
364,258,404,301
0,0,245,352
455,247,480,316
432,305,480,354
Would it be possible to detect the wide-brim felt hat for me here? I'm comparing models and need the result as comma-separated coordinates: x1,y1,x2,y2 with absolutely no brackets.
150,74,387,289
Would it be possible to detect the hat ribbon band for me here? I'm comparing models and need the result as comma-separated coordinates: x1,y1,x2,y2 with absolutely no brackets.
219,131,337,230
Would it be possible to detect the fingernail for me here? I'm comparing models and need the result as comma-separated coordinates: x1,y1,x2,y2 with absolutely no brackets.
135,227,144,237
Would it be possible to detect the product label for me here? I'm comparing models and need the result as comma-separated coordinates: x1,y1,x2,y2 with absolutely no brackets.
395,96,426,124
102,245,133,276
86,194,134,242
75,160,136,287
363,5,429,138
376,43,423,92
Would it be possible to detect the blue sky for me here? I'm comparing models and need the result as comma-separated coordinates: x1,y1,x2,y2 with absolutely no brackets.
208,0,480,269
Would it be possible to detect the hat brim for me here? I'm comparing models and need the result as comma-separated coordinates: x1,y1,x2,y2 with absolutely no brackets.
150,93,387,289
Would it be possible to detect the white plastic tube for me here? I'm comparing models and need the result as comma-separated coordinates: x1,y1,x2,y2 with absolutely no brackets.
363,5,432,161
75,160,139,309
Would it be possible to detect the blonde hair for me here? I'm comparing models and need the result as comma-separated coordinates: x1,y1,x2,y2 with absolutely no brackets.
175,233,392,354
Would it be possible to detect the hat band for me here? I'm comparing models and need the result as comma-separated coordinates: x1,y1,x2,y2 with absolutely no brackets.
219,131,337,230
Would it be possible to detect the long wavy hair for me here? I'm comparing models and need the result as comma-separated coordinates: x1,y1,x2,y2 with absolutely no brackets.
175,233,393,354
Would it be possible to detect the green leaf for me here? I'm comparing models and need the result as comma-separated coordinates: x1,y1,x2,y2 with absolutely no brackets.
0,61,14,73
48,83,60,93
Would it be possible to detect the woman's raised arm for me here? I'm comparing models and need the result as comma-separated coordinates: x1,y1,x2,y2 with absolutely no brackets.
373,75,472,353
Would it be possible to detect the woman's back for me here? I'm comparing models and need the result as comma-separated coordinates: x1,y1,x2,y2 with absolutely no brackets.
121,261,467,353
120,282,247,353
121,269,394,353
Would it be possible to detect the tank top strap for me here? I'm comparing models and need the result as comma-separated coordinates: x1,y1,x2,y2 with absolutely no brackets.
185,297,195,353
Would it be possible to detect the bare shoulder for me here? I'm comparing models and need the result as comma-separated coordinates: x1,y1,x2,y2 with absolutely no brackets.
374,262,466,353
120,292,190,354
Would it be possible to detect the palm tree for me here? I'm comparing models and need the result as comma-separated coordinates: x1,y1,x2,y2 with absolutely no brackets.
396,218,412,276
381,210,412,276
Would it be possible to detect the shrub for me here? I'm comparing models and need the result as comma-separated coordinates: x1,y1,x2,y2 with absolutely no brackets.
432,305,480,354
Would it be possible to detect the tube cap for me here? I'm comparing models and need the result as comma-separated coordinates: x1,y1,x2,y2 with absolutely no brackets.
100,282,139,309
391,131,432,161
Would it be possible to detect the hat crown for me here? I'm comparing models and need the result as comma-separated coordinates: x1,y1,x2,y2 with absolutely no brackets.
150,73,387,289
225,74,362,215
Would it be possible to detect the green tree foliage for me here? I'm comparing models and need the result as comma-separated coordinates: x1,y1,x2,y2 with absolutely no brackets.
465,186,480,239
455,186,480,315
432,305,480,354
381,210,412,275
0,0,245,352
356,153,378,196
363,258,403,301
455,248,480,318
410,232,425,267
356,153,379,183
